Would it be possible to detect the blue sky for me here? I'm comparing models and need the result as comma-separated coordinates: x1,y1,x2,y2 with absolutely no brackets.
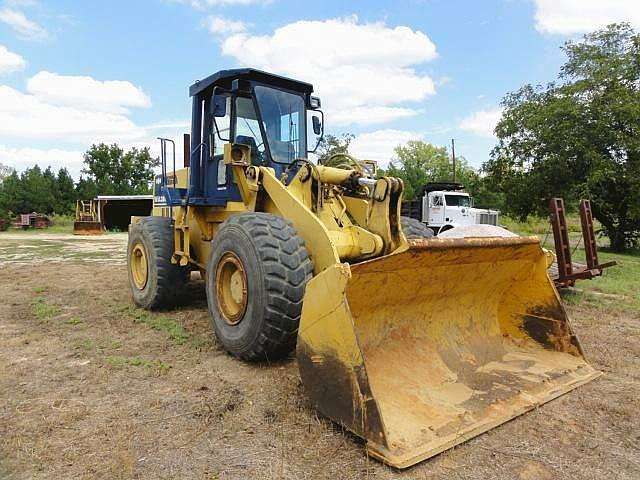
0,0,638,178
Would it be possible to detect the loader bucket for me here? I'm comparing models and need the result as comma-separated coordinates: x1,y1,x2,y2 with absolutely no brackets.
73,221,103,235
297,236,600,469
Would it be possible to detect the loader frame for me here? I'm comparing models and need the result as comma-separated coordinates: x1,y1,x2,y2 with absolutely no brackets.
127,68,601,469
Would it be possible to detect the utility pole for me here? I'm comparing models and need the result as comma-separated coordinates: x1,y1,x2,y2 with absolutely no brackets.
451,138,456,183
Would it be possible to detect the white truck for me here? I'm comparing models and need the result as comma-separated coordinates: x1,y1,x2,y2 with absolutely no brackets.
401,182,500,236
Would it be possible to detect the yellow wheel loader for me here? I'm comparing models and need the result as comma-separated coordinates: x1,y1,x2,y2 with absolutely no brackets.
127,69,599,468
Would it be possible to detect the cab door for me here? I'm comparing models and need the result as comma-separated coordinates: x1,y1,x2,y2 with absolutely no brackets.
428,193,445,225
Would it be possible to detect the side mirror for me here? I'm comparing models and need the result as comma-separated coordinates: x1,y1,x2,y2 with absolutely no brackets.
213,95,227,117
312,115,322,135
307,110,324,154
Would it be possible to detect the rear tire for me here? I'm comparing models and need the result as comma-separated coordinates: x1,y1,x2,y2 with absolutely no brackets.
401,216,434,239
127,217,189,309
206,213,313,361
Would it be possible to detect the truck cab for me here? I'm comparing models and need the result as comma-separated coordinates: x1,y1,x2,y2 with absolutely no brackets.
425,190,473,229
402,182,500,235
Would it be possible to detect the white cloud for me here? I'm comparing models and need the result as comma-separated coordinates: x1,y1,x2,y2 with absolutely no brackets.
0,8,47,40
26,71,151,114
331,106,418,127
204,16,247,35
0,85,145,142
0,144,84,178
146,120,190,130
221,16,437,127
0,122,191,180
459,108,503,137
350,129,424,168
0,67,190,177
0,44,25,74
0,67,188,179
173,0,270,9
4,1,40,7
137,121,192,167
533,0,640,35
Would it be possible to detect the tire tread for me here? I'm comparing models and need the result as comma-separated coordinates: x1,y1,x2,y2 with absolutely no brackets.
212,213,312,361
129,216,188,309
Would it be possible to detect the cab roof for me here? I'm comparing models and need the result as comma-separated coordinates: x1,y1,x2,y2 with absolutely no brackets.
189,68,314,97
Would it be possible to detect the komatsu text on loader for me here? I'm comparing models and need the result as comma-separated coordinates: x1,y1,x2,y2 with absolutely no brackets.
127,69,599,468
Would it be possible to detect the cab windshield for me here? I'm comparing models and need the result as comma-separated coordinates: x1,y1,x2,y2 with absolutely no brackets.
445,195,471,207
254,85,306,164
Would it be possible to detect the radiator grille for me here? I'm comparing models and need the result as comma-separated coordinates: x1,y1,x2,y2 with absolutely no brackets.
478,213,498,225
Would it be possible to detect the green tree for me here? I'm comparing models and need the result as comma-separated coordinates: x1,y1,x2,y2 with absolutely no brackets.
467,176,505,211
18,165,55,214
0,171,21,213
42,167,58,214
0,162,13,183
0,164,78,217
0,165,51,214
0,166,20,223
316,133,355,165
55,168,76,215
75,176,99,201
485,23,640,251
384,141,479,200
82,143,158,195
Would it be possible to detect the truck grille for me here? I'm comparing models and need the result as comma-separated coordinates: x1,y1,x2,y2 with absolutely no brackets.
478,213,498,226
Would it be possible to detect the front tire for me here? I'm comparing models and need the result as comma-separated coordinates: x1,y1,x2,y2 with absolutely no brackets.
127,217,189,309
206,213,313,361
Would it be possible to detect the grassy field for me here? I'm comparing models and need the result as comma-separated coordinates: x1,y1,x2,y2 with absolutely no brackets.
0,215,74,234
0,219,638,479
3,214,130,236
47,215,75,233
503,215,640,312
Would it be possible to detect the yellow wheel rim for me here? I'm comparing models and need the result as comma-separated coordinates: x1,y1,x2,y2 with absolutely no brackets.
216,252,248,325
130,243,149,290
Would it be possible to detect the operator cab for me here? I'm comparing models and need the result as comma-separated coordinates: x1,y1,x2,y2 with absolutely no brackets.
186,69,324,206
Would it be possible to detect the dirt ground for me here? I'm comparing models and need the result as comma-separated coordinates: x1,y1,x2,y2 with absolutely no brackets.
0,232,638,479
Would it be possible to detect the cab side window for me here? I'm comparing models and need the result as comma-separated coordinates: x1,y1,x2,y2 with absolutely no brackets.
431,195,443,207
212,95,231,186
213,96,231,157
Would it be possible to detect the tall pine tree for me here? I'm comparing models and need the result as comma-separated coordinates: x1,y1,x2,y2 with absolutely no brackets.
55,168,76,215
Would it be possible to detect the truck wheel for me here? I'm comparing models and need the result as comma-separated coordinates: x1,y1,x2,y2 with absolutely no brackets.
127,216,189,310
206,213,313,361
401,216,434,239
